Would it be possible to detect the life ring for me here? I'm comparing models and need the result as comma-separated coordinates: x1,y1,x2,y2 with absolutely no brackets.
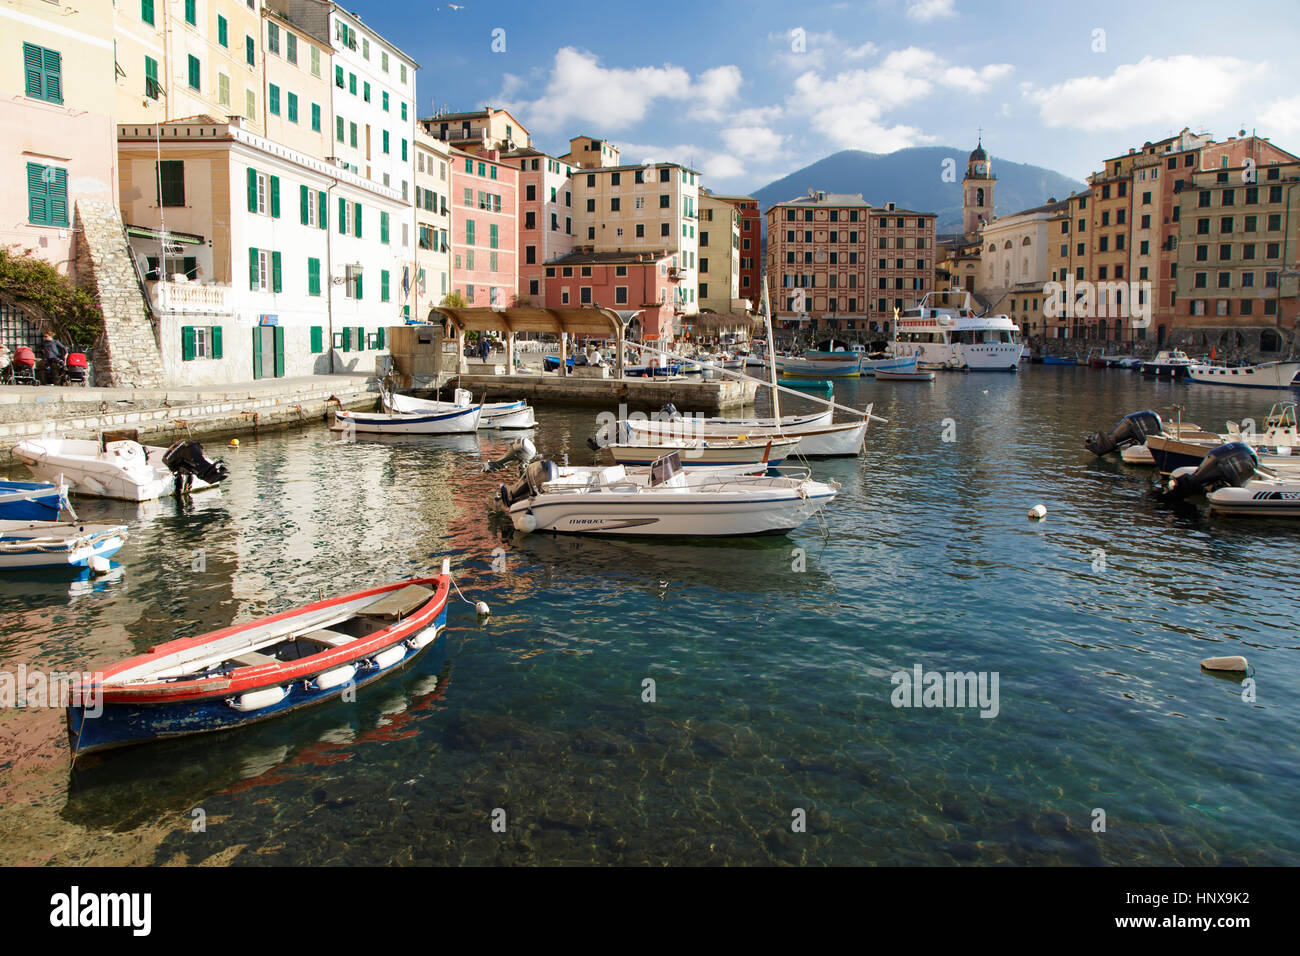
649,358,659,369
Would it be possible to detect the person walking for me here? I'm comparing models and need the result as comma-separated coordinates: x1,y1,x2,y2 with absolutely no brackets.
41,332,66,385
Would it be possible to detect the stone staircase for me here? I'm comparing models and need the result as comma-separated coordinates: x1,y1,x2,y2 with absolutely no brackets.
73,199,166,388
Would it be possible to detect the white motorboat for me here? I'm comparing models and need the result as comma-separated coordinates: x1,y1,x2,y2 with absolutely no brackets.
385,388,535,429
598,434,801,471
1154,441,1300,515
497,453,839,537
0,519,127,570
12,436,227,501
890,292,1022,372
1186,360,1300,390
621,405,868,457
334,403,481,435
1140,349,1194,378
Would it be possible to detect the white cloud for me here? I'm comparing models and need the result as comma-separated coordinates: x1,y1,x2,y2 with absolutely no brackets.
498,48,743,133
1023,55,1265,131
721,125,787,160
906,0,956,22
1258,94,1300,140
785,47,1010,151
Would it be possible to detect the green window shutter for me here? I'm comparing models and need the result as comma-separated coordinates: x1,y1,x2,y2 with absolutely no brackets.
349,73,356,95
382,130,389,154
318,190,327,230
300,184,309,224
184,0,196,25
288,93,298,124
310,326,323,353
401,139,408,162
311,103,321,131
490,224,498,249
246,36,255,66
247,167,257,213
218,15,228,46
23,44,44,100
377,327,386,350
181,326,196,361
144,56,159,98
336,115,344,142
354,274,363,300
187,54,200,91
269,175,280,218
44,168,68,227
27,163,48,225
142,0,155,26
269,83,279,115
335,65,343,88
308,258,320,296
380,211,389,244
42,47,62,103
381,269,390,302
356,326,365,351
273,327,285,378
353,202,362,238
342,327,352,352
338,196,346,234
252,328,263,379
249,247,259,290
211,326,224,360
271,251,282,293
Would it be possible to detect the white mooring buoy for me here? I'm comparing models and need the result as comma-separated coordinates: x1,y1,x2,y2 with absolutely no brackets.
1200,655,1249,673
475,601,491,617
1028,504,1047,520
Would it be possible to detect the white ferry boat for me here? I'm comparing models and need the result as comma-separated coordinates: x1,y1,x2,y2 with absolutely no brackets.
888,292,1023,372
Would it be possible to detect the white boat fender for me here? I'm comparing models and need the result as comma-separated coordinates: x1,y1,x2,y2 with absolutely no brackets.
406,626,440,651
88,556,111,576
370,644,407,670
512,512,537,534
311,664,357,691
1028,504,1047,520
1201,655,1250,673
228,686,289,711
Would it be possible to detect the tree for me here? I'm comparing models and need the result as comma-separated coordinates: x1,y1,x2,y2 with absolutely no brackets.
0,246,104,346
440,291,467,308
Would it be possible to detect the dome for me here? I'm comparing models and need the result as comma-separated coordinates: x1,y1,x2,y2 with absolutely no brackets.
968,140,988,163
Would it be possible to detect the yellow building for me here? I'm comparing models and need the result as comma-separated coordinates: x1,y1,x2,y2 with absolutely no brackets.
261,7,333,159
561,135,621,170
421,106,530,154
698,192,740,313
413,128,453,318
114,0,265,135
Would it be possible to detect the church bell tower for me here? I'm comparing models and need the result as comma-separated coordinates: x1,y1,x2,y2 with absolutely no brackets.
962,137,994,234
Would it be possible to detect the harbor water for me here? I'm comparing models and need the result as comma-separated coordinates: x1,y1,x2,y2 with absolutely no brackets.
1,366,1297,865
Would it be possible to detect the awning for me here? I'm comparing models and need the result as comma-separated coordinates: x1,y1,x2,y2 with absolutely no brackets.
125,225,205,245
430,306,638,338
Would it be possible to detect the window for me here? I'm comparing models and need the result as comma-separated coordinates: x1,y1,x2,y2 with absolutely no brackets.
268,83,280,115
287,33,297,64
268,22,280,54
246,36,255,66
26,163,68,227
245,88,256,120
157,160,185,207
380,269,390,302
180,326,222,362
184,0,196,26
218,15,228,47
310,46,320,77
217,72,229,106
380,211,390,244
382,130,389,154
308,258,322,296
364,81,370,103
248,248,281,293
142,0,155,26
145,56,161,99
186,54,201,91
311,103,320,131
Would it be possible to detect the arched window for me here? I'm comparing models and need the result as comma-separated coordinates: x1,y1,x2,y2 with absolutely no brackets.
976,188,985,206
1261,329,1281,352
1022,236,1031,246
1003,241,1012,250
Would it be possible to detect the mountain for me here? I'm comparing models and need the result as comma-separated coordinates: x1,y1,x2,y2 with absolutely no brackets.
748,147,1085,234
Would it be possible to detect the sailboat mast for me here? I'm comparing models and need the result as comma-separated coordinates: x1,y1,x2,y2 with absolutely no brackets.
761,277,781,432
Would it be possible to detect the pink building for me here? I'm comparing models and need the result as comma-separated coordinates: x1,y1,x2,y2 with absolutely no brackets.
448,147,517,308
541,250,680,343
501,147,575,304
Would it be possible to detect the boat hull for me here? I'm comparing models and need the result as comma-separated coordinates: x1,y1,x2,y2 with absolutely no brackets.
1141,363,1190,378
335,406,481,434
1187,361,1300,389
861,355,918,374
13,440,215,501
624,415,867,457
1207,485,1300,516
875,370,936,381
0,481,65,521
606,437,799,469
0,521,126,570
67,575,449,756
1146,436,1300,474
775,356,860,378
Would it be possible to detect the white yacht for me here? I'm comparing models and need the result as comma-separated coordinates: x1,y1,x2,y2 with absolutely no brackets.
889,291,1023,372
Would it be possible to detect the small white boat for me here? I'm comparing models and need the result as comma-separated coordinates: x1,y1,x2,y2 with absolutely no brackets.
12,436,227,501
385,388,535,429
600,434,801,471
1187,360,1300,390
775,354,860,378
498,453,839,537
0,519,127,569
861,354,918,375
622,405,869,457
875,368,935,382
334,403,481,435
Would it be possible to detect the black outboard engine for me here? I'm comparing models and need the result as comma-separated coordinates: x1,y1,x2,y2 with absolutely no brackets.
499,459,557,507
482,437,536,473
162,439,230,494
658,403,680,420
1154,442,1258,501
1085,410,1163,457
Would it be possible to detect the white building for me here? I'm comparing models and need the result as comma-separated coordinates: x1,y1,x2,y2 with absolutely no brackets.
118,118,408,385
412,129,452,320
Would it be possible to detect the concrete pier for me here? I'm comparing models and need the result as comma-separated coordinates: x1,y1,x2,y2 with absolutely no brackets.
0,373,378,461
421,371,757,413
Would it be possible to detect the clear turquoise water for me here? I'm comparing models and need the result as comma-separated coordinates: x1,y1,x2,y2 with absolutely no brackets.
2,367,1297,865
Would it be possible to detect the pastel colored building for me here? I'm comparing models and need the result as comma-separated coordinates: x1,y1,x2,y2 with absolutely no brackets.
711,194,761,306
541,250,680,343
978,198,1068,339
448,148,518,309
0,0,118,275
501,147,576,304
412,129,453,319
423,106,531,154
118,117,406,385
698,192,740,313
261,7,334,160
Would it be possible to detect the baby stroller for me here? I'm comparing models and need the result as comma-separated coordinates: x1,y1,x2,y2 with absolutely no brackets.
10,346,38,386
62,351,89,386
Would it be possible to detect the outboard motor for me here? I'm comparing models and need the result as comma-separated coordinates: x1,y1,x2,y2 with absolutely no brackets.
1085,410,1163,457
1154,442,1258,501
658,403,680,420
162,439,230,494
482,437,537,473
498,459,557,507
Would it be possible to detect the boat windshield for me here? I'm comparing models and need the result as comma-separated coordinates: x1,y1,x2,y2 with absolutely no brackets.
951,329,1017,344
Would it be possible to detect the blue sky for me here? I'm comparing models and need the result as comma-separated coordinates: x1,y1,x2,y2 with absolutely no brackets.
354,0,1300,193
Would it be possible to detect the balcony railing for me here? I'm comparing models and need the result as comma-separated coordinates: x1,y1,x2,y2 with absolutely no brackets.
148,280,234,315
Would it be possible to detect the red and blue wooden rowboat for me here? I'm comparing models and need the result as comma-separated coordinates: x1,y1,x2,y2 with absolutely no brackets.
66,560,453,757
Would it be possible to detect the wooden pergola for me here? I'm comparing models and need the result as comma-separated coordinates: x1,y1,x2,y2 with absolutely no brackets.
428,306,639,376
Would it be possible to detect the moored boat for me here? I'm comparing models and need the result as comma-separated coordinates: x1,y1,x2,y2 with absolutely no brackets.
66,561,454,757
1186,360,1300,390
597,433,801,470
1140,349,1194,378
890,291,1022,371
497,453,839,537
12,436,228,501
0,479,67,521
775,354,860,378
622,405,870,457
385,387,536,429
875,369,936,382
860,354,918,375
0,519,127,570
777,377,833,392
334,403,481,434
